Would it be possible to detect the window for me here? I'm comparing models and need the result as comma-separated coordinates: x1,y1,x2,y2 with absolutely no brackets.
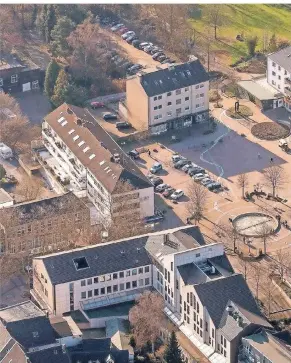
81,280,86,287
185,97,190,101
81,291,86,299
176,280,179,289
11,74,18,83
176,99,181,105
138,267,143,274
205,322,208,332
113,284,118,292
154,115,159,120
0,78,3,86
176,108,182,114
100,287,105,295
167,101,172,106
185,87,189,91
200,318,203,328
200,93,204,98
278,75,281,80
132,280,137,288
272,71,276,76
285,70,287,75
196,253,201,257
93,277,98,284
107,286,112,294
171,262,173,271
94,289,99,296
32,80,39,89
185,106,190,111
212,328,214,338
209,337,212,344
119,271,124,278
176,89,181,95
224,337,226,348
167,92,172,96
196,104,200,108
272,80,276,85
132,269,137,275
158,105,162,109
158,95,162,100
278,66,281,71
113,273,118,280
224,351,226,357
145,277,150,285
139,279,144,286
187,316,190,324
87,278,92,285
154,106,158,110
154,96,157,101
73,257,89,270
194,323,197,331
126,282,131,289
200,330,202,337
120,283,124,291
195,85,199,89
158,114,162,119
106,274,111,281
197,302,199,313
199,84,204,88
88,290,92,298
145,266,150,273
272,62,276,67
126,270,131,277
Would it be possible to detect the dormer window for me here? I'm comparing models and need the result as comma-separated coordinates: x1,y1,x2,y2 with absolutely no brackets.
0,78,3,86
11,74,18,83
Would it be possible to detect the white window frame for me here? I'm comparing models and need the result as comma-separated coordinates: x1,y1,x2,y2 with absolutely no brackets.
32,80,39,89
11,74,18,83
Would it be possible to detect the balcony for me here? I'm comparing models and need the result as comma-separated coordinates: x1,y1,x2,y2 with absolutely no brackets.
285,78,291,86
285,87,291,97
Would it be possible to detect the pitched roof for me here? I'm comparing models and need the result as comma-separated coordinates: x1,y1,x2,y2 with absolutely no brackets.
0,192,87,226
44,104,151,193
139,60,209,97
69,350,129,363
27,345,71,363
38,235,151,285
194,274,263,328
268,46,291,73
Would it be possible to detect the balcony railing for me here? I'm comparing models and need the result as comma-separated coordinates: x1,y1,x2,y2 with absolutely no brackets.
285,87,291,97
285,78,291,86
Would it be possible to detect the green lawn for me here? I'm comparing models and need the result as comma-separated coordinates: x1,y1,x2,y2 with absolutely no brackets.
189,4,291,64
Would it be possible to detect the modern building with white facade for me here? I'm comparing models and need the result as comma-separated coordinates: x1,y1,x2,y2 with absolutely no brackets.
41,104,154,223
121,60,209,133
32,226,272,363
267,45,291,112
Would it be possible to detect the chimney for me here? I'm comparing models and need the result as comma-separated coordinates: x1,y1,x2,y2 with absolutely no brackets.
226,305,234,315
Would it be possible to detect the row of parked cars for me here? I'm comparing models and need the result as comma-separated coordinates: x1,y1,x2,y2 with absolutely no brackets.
172,154,222,192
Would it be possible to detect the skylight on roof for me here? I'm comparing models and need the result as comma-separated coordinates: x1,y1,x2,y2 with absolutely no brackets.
58,116,65,123
186,70,191,76
73,135,79,141
73,256,89,270
100,160,105,165
83,146,90,153
89,154,96,160
68,129,75,134
78,141,85,147
61,120,68,126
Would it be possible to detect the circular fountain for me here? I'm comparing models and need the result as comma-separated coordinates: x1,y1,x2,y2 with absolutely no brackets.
232,212,278,238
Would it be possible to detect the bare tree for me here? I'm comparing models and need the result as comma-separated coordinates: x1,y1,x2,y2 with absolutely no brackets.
237,173,249,199
262,165,286,198
14,175,43,202
129,291,165,354
216,221,241,252
187,182,209,224
250,262,262,300
205,5,228,40
238,257,249,281
274,249,291,282
257,223,273,255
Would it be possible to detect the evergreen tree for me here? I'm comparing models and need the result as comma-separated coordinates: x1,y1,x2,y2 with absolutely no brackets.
164,331,184,363
129,336,136,350
0,164,6,180
50,16,75,57
36,4,47,39
44,5,56,43
51,69,70,107
269,33,277,52
44,59,60,99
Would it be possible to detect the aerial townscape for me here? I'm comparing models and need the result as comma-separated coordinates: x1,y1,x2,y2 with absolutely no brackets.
1,3,291,363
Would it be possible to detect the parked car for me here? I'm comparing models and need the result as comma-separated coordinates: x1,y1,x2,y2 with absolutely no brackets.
150,162,162,174
90,101,105,109
150,176,163,186
161,57,171,64
163,187,175,198
188,167,205,176
121,31,135,39
171,189,184,200
118,27,129,35
174,159,189,169
116,121,131,129
111,23,124,31
155,183,170,192
122,61,134,70
139,42,152,49
128,149,140,159
126,35,138,43
144,45,155,53
172,154,185,163
152,52,164,60
150,47,163,55
158,55,167,63
144,211,164,224
127,64,143,74
132,40,141,48
181,163,193,172
103,113,117,121
193,173,209,182
208,182,222,191
201,178,213,186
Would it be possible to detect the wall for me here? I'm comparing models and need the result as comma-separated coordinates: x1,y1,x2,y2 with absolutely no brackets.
267,57,291,94
138,186,154,217
33,259,55,313
126,77,149,131
84,313,129,329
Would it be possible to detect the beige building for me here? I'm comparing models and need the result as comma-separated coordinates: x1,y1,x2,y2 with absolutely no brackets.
122,60,209,133
0,192,90,254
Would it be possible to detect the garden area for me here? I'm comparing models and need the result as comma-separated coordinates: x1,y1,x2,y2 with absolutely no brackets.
226,105,253,119
251,122,290,141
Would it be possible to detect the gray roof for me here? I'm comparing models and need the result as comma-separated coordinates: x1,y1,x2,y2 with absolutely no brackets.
0,188,13,205
194,274,264,328
27,345,71,363
208,254,234,276
70,350,129,363
140,60,209,97
0,301,44,323
238,80,280,101
268,46,291,73
178,263,208,285
39,236,151,285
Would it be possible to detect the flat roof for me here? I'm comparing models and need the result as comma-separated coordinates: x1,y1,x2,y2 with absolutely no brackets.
238,80,282,101
0,301,44,323
85,301,134,319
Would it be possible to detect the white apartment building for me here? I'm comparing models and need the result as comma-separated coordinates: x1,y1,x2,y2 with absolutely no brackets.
41,104,154,223
32,226,271,363
122,60,209,133
267,45,291,112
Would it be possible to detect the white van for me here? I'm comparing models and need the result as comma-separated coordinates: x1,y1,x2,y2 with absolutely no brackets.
0,143,13,159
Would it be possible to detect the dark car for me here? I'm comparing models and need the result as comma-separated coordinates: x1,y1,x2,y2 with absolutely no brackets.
157,55,167,63
90,101,105,109
174,159,189,169
144,211,164,224
132,40,141,48
208,182,222,191
163,187,175,198
127,64,143,75
149,176,163,186
126,35,138,43
116,121,131,129
103,113,117,121
188,167,205,176
161,57,171,64
128,149,140,159
152,52,164,60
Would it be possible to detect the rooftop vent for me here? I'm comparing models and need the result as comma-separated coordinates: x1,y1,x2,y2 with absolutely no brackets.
58,117,65,123
68,129,75,135
73,256,89,270
76,119,83,126
83,146,90,153
121,250,125,256
89,154,96,160
226,305,234,314
61,120,67,126
100,160,105,166
73,135,79,141
78,141,85,147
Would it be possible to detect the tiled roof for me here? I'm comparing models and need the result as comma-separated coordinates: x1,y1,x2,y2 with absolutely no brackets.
27,345,71,363
268,46,291,73
194,274,263,328
44,104,151,193
139,60,209,97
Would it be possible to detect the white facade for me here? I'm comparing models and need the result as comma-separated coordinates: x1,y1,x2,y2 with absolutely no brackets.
148,81,209,127
267,55,291,112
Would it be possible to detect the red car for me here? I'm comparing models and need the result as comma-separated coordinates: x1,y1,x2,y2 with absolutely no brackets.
118,27,129,35
90,101,105,109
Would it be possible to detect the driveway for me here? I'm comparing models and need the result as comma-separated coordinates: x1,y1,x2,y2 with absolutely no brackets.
15,91,52,125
